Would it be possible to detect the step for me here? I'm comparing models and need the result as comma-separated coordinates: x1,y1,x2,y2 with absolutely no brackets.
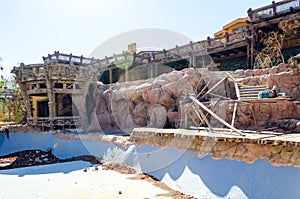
239,88,267,92
239,85,267,89
240,96,258,99
240,91,259,95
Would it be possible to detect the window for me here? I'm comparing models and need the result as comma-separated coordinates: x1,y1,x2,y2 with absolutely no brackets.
54,83,63,88
232,26,245,33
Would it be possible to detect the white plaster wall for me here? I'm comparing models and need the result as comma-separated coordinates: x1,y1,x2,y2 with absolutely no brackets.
1,132,300,198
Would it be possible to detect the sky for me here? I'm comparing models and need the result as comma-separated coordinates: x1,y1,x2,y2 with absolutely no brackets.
0,0,272,77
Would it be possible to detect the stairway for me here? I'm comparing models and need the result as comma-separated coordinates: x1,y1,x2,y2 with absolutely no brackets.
238,85,267,100
208,71,268,100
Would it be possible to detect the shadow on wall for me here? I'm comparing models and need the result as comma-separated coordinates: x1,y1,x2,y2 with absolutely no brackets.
138,146,300,199
0,132,116,176
0,161,92,177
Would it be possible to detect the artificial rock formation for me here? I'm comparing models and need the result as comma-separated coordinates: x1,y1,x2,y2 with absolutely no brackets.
235,62,300,100
78,60,300,134
94,68,205,134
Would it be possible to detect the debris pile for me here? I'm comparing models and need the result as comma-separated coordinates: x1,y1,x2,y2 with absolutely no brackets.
0,150,102,170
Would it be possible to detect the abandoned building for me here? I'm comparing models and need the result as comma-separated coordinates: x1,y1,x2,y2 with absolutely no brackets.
11,0,300,130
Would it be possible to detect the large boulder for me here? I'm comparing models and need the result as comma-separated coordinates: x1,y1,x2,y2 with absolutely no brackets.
147,104,167,128
92,68,205,132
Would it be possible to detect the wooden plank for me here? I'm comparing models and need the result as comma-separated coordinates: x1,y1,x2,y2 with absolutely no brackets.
190,96,245,136
191,105,205,126
184,80,212,113
46,67,54,131
239,99,277,103
184,111,188,129
193,105,213,133
225,72,238,83
235,82,241,100
187,111,199,127
208,93,230,100
231,102,238,128
226,72,241,99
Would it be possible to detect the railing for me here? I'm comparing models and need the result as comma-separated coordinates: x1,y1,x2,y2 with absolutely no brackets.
43,51,100,66
27,116,81,129
105,29,248,66
152,29,248,61
249,0,300,21
14,62,97,83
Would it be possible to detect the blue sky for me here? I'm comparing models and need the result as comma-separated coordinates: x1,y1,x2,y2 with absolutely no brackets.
0,0,271,77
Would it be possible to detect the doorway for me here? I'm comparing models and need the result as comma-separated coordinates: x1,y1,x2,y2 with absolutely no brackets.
37,100,49,117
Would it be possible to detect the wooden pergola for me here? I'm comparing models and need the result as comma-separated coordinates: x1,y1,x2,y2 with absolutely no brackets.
12,53,98,130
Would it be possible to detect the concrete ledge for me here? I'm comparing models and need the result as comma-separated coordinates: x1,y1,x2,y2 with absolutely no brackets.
131,128,300,167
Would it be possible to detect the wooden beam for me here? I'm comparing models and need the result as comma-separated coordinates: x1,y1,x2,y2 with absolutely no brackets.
192,105,206,126
226,72,241,100
250,28,255,69
190,95,245,136
184,80,211,113
199,77,227,100
208,93,231,100
231,102,238,128
192,104,213,133
46,66,54,131
187,111,199,127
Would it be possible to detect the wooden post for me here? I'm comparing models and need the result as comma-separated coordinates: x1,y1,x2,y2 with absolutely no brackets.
189,54,194,68
54,51,59,60
200,77,227,100
247,36,251,69
231,102,238,128
26,94,32,118
272,1,277,15
250,27,255,69
69,53,72,63
247,8,253,20
109,68,113,84
225,32,229,43
184,80,211,113
192,105,205,126
184,111,188,128
192,104,213,133
226,73,241,100
207,37,211,46
176,45,179,54
80,55,83,65
187,111,199,127
46,66,54,130
190,96,245,136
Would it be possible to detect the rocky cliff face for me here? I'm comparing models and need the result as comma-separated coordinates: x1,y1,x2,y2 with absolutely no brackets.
81,62,300,134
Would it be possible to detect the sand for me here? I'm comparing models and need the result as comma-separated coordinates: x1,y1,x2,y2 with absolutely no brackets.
0,161,184,199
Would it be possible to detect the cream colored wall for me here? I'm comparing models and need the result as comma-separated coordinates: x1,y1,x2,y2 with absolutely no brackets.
32,96,48,118
214,17,248,37
226,22,247,33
